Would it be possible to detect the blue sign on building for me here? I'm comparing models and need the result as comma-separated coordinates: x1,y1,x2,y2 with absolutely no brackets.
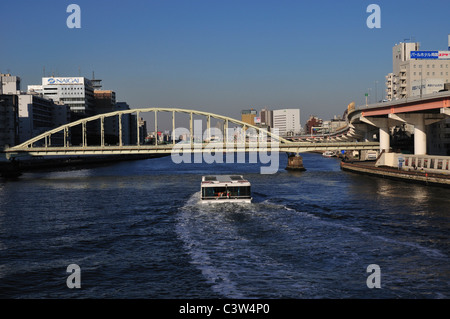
410,51,439,59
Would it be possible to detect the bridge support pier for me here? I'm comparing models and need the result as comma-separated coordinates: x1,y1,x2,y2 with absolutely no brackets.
389,112,450,155
360,116,408,153
360,117,392,153
285,153,306,171
413,114,427,155
388,113,427,155
379,125,390,154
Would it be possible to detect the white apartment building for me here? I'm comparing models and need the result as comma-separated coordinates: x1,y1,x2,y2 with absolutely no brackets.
1,73,21,94
384,36,450,155
410,78,445,97
385,38,450,100
272,109,301,136
28,77,95,116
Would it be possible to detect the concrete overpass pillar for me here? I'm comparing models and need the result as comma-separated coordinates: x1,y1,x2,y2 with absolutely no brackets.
392,113,427,155
359,117,396,153
379,125,390,153
413,114,427,155
391,111,450,155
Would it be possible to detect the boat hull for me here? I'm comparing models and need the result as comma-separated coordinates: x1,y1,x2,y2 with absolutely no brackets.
201,198,252,204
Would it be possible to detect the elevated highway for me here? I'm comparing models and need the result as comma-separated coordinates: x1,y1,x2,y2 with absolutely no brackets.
347,91,450,155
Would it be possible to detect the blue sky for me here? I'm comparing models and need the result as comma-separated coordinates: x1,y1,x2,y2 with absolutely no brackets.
1,0,449,127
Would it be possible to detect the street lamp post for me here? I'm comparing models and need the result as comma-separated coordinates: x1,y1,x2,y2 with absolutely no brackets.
375,81,378,103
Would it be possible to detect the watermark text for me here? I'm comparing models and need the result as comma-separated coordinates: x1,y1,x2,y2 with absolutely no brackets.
66,4,81,29
366,4,381,29
366,264,381,288
66,264,81,288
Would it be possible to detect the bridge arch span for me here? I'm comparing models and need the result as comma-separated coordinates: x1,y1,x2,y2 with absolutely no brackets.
10,107,291,151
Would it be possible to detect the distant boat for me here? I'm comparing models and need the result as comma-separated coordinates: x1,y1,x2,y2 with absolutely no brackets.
200,175,252,204
322,151,336,157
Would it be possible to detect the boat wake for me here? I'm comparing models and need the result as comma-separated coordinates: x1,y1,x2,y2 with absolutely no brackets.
175,192,246,298
175,191,447,298
175,192,313,298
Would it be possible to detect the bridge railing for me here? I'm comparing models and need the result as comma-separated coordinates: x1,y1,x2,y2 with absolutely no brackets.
376,152,450,174
403,154,450,174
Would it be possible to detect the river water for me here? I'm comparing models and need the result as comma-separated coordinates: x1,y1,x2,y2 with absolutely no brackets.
0,153,448,299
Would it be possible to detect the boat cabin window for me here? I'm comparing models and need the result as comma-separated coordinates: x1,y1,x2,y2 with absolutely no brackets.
227,186,250,197
202,186,251,198
202,186,227,198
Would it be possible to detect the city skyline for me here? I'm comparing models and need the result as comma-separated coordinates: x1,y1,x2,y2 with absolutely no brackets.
1,0,450,125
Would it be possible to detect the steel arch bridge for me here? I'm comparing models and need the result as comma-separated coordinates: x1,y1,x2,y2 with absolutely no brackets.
4,108,379,158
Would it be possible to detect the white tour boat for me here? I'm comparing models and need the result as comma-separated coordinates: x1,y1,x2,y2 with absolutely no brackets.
322,151,336,157
200,175,252,203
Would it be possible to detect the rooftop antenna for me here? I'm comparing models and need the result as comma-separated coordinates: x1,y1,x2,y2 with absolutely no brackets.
91,71,102,90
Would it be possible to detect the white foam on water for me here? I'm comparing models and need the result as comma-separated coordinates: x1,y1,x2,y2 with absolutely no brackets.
175,193,447,298
175,193,314,298
175,192,245,298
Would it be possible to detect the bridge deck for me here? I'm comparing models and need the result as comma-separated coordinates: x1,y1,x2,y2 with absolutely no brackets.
6,142,380,157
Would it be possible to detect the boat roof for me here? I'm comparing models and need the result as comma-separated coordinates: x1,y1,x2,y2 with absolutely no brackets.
201,175,250,184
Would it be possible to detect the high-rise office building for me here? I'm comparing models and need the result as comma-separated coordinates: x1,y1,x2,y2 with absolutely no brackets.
272,109,301,136
17,93,70,144
94,90,116,112
1,74,20,149
28,77,95,117
0,94,19,149
384,36,450,155
1,73,70,147
1,73,21,95
260,108,273,129
385,37,450,100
